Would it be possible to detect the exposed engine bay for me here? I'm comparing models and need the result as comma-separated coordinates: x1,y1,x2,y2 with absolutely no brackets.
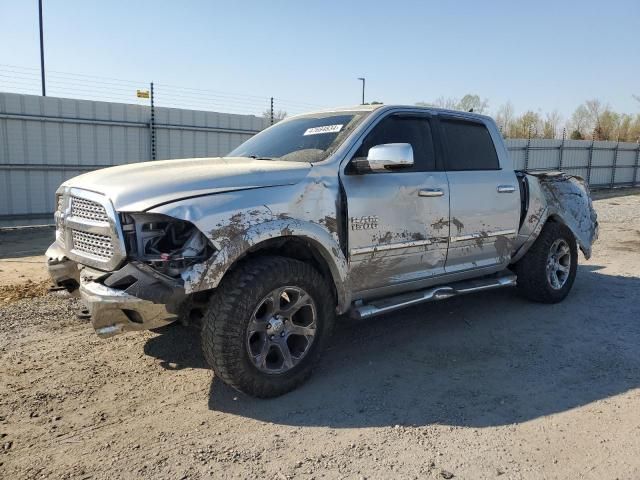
120,213,214,277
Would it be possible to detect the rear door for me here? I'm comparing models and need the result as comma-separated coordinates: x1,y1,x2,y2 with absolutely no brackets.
340,113,450,296
439,116,520,272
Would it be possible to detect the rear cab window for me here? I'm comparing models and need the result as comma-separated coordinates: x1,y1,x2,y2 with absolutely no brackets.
440,118,500,171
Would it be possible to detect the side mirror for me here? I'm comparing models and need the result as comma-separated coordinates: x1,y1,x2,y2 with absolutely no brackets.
354,143,414,173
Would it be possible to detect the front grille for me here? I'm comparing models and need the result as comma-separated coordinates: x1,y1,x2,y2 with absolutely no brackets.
71,230,114,260
58,189,125,270
71,196,109,222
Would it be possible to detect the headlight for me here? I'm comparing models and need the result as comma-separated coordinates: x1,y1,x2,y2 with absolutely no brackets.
55,194,66,243
121,213,214,277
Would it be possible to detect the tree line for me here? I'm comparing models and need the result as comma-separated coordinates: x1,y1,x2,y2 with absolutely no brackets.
262,94,640,142
417,94,640,142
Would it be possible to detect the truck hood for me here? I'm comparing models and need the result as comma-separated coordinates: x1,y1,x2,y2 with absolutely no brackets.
62,157,312,212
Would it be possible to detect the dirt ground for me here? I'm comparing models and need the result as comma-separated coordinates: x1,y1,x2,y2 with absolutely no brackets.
1,190,639,480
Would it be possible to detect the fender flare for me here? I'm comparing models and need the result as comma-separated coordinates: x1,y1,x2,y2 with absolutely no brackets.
511,173,598,264
181,218,351,313
511,208,591,264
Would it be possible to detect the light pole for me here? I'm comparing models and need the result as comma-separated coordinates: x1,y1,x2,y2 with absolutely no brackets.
357,77,365,105
38,0,46,96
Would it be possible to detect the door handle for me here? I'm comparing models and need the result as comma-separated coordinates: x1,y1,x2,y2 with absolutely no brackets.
497,185,516,193
419,188,444,197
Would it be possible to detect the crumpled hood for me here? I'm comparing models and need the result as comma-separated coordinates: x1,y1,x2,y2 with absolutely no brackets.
62,157,312,212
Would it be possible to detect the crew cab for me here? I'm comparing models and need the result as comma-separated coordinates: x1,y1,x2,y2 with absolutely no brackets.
47,104,598,397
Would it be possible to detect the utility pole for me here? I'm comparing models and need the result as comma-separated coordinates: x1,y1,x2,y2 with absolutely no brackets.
38,0,46,96
150,82,156,161
270,97,274,125
357,77,365,105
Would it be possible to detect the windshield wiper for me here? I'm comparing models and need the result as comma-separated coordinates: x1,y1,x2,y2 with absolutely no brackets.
248,155,274,160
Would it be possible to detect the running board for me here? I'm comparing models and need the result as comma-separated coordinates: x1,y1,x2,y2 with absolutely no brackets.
350,272,517,320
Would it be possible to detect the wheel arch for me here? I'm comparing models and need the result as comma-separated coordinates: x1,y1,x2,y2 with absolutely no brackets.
183,220,350,314
512,210,589,265
544,210,590,257
231,235,348,312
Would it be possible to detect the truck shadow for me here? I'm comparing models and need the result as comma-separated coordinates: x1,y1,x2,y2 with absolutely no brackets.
143,264,640,428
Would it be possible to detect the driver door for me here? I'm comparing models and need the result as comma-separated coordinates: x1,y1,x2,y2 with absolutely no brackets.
340,113,450,297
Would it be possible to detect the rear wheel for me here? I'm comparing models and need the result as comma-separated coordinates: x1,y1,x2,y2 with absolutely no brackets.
201,256,335,398
514,221,578,303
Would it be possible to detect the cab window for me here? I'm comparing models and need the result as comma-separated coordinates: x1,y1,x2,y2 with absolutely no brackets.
441,119,499,170
352,115,436,172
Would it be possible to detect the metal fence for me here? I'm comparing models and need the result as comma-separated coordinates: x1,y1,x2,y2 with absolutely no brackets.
505,138,640,189
0,92,268,227
1,92,639,227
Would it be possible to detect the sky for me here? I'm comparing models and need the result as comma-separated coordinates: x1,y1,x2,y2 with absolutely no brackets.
1,0,639,118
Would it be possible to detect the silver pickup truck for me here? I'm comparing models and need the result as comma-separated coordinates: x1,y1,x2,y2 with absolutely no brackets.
47,104,598,397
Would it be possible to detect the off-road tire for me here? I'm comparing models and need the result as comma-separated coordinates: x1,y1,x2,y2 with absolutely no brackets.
514,221,578,303
201,256,335,398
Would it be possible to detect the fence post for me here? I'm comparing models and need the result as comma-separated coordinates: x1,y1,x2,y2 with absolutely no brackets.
524,125,532,170
558,128,566,171
586,129,595,186
150,82,156,161
610,139,619,189
633,141,640,187
270,97,274,126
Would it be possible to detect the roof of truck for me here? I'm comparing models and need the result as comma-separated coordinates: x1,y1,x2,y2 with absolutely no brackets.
291,104,492,122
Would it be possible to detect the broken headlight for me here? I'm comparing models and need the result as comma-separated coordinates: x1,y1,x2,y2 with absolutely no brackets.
121,213,215,277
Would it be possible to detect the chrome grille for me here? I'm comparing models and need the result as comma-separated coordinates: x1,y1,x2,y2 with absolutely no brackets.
71,196,109,222
71,230,114,260
58,188,125,270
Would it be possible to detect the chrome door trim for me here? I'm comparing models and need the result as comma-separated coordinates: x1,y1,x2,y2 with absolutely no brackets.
450,229,516,243
418,188,444,197
350,238,433,256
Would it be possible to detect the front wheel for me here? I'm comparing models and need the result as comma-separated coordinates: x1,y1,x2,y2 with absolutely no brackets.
201,256,335,398
514,221,578,303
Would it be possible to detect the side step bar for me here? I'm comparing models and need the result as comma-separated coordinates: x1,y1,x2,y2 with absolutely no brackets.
350,272,517,320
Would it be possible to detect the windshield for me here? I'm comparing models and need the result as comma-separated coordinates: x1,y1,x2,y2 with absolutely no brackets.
227,112,367,163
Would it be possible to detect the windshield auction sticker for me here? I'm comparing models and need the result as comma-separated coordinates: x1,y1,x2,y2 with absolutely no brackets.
303,124,343,136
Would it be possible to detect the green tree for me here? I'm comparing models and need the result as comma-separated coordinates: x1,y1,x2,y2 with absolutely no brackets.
542,111,562,139
595,110,619,140
458,94,489,114
511,111,542,138
494,102,514,138
570,130,584,140
568,105,590,139
415,93,488,113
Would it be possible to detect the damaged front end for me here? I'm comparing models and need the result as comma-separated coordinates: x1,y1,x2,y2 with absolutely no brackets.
72,213,215,338
120,213,215,277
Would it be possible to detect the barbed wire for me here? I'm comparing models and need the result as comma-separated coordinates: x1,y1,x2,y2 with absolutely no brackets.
0,64,328,117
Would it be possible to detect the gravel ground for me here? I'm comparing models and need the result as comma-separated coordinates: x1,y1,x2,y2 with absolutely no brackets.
1,190,639,479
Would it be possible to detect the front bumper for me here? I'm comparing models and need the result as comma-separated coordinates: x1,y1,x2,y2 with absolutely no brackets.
46,241,184,338
45,242,80,294
80,279,177,338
